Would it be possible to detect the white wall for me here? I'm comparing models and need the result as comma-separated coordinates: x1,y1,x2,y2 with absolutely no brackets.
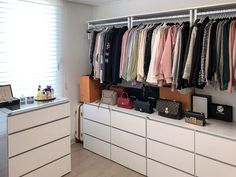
61,1,93,140
93,0,235,19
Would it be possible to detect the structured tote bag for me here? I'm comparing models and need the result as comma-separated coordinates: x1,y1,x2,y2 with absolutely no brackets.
117,92,133,109
101,90,117,105
156,99,182,119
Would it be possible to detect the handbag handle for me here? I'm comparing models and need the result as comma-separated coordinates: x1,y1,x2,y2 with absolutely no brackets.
121,92,129,98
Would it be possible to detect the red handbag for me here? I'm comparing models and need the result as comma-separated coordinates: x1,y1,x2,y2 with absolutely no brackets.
117,92,133,109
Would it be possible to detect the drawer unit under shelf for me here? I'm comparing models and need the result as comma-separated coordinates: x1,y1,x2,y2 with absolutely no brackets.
196,155,236,177
111,110,145,137
147,119,194,152
83,104,110,125
83,119,110,142
83,134,110,159
147,159,193,177
196,132,236,166
147,139,194,175
111,145,146,175
111,128,146,156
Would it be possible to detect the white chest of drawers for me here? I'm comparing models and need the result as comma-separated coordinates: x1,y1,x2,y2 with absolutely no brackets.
0,98,71,177
82,103,236,177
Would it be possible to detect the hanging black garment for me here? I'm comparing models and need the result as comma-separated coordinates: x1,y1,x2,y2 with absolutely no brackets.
223,20,231,90
190,17,210,87
103,27,119,83
112,26,128,84
207,21,218,81
176,22,190,90
144,24,159,79
89,30,99,77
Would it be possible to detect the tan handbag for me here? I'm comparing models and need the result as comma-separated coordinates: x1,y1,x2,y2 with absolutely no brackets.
101,90,117,105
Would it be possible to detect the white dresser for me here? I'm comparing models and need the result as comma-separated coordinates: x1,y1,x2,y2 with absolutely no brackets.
82,103,236,177
0,98,71,177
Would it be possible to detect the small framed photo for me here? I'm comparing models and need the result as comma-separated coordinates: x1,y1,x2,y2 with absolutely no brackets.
192,94,212,118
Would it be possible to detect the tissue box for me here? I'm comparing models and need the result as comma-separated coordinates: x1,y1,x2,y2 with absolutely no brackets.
0,85,20,109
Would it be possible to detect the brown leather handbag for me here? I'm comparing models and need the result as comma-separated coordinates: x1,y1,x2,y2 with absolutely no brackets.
156,99,182,119
109,85,125,98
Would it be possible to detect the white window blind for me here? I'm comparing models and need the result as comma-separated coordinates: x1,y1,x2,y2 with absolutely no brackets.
0,0,61,97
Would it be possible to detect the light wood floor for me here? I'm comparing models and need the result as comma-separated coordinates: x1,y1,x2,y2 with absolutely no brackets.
65,143,145,177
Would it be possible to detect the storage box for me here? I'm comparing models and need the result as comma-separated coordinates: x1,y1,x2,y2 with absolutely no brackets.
0,85,20,109
80,75,101,103
159,87,193,112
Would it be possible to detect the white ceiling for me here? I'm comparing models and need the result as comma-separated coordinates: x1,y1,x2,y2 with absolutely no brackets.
68,0,119,6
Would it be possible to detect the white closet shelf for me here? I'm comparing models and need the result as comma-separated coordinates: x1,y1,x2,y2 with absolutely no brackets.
87,2,236,29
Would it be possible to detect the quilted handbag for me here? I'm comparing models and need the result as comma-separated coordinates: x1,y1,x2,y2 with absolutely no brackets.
117,92,133,109
133,100,153,114
101,90,117,105
156,99,182,119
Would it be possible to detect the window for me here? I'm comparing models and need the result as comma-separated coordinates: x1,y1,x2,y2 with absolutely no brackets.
0,0,61,97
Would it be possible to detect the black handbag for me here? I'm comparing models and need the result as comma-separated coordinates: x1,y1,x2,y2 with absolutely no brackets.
156,99,182,119
133,100,153,114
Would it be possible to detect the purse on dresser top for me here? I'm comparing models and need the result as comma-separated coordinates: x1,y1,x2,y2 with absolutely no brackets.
117,92,133,109
101,89,117,105
156,99,182,119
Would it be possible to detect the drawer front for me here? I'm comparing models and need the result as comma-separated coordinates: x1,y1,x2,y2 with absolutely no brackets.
83,134,110,159
111,128,146,156
111,145,146,175
147,120,194,151
196,155,236,177
147,139,194,174
83,119,110,142
8,103,70,134
111,110,145,136
9,136,70,177
24,155,71,177
196,132,236,166
83,104,110,125
9,118,70,158
147,159,192,177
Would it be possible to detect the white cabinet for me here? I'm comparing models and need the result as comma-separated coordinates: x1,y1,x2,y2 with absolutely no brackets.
111,110,145,136
111,145,146,175
24,155,71,177
8,103,70,134
0,100,71,177
147,139,194,175
196,132,236,166
196,155,236,177
83,104,110,125
83,119,110,142
147,120,194,152
147,159,192,177
9,137,70,177
84,134,110,159
9,118,70,157
111,128,145,156
83,103,236,177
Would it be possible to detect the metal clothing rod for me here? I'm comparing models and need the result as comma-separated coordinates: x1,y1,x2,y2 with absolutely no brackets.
197,8,236,16
133,14,190,23
90,21,128,27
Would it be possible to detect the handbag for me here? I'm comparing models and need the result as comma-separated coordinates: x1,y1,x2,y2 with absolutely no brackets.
156,99,182,119
133,100,153,113
101,90,117,105
117,92,133,109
